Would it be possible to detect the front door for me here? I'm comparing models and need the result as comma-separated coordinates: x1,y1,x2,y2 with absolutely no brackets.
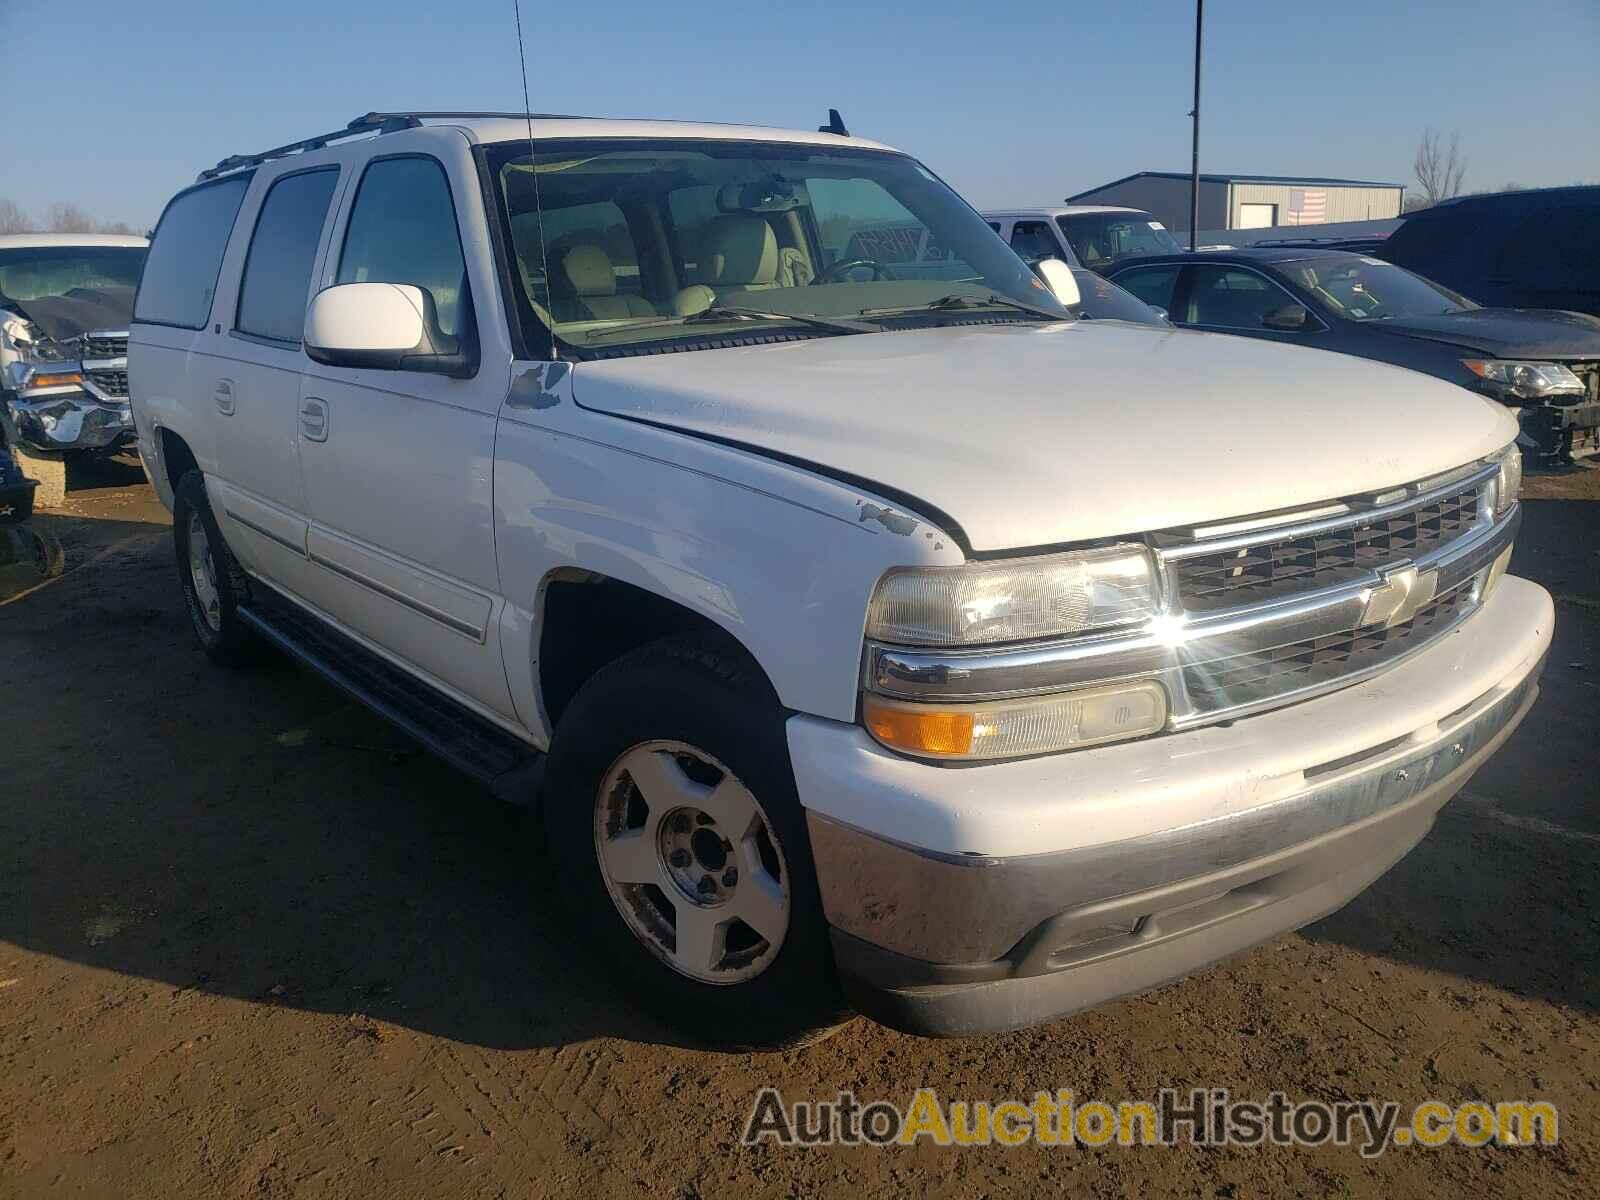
294,146,516,721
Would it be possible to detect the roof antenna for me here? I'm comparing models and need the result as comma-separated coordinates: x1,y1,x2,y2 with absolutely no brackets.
819,108,849,137
512,0,558,360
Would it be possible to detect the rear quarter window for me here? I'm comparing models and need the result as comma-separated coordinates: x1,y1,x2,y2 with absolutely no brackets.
134,174,252,330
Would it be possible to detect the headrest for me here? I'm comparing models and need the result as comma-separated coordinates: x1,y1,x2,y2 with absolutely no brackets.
699,216,779,287
559,244,617,297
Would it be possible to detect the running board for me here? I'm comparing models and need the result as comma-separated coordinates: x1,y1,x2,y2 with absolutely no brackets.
237,598,545,805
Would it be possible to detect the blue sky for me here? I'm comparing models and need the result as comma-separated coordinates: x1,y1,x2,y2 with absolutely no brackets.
3,0,1596,230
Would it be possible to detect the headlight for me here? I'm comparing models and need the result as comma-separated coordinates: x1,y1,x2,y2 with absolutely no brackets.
20,366,85,394
1463,359,1585,402
866,544,1158,647
863,680,1168,760
1486,443,1521,515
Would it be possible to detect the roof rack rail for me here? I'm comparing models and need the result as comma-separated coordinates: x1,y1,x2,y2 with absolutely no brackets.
197,111,587,182
196,113,420,181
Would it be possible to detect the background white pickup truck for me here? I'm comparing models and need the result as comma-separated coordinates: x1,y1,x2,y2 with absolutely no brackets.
130,111,1551,1043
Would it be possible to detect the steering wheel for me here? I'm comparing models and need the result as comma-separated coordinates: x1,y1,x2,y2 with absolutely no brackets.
816,258,898,283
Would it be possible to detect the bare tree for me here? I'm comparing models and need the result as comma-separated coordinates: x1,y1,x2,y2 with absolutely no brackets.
0,197,31,234
44,201,95,234
1413,128,1467,205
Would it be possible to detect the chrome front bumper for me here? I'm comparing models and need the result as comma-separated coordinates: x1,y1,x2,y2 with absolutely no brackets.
6,388,134,452
810,613,1546,1036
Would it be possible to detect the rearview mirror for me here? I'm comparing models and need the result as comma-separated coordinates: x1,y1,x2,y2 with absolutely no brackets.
1261,302,1312,332
1031,258,1081,309
304,283,476,378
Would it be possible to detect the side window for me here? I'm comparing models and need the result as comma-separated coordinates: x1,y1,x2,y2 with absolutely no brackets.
1185,266,1293,328
1494,207,1600,291
986,221,1002,234
1008,220,1061,263
1114,265,1181,312
337,157,468,337
134,174,252,329
235,168,339,344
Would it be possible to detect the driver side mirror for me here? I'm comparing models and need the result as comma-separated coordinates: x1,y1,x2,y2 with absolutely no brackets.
1261,302,1312,332
304,283,477,378
1031,258,1080,309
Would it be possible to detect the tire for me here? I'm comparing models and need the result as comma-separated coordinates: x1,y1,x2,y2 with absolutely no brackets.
29,525,64,578
172,470,266,667
542,634,850,1048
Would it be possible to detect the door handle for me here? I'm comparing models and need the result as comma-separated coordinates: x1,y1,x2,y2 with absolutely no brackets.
300,397,329,442
214,379,236,416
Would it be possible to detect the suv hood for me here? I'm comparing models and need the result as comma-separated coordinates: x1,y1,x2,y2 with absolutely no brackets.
1368,307,1600,359
572,322,1515,553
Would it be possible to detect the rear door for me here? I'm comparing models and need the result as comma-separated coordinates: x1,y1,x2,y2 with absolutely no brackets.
195,164,344,593
294,136,517,720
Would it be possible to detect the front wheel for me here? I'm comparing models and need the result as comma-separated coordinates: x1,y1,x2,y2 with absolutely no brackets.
542,636,849,1048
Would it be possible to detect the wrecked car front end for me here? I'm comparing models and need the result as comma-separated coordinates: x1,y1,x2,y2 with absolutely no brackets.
3,325,135,454
0,238,146,456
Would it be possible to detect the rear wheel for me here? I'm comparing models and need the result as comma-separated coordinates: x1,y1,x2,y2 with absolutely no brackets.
172,470,266,667
542,636,849,1047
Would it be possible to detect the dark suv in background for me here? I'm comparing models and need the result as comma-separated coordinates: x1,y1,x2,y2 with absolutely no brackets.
1378,186,1600,318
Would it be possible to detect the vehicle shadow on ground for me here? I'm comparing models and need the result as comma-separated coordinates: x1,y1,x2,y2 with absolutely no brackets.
0,534,722,1052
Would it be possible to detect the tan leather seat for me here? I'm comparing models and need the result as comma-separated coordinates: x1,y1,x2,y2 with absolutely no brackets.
699,216,785,292
550,244,656,321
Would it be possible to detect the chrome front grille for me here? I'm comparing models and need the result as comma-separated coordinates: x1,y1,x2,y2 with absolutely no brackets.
1182,580,1474,713
81,334,128,360
1170,479,1485,612
87,368,129,398
868,458,1518,736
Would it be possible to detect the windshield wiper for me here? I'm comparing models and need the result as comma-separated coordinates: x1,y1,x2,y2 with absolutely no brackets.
583,306,878,341
859,293,1069,322
682,306,880,333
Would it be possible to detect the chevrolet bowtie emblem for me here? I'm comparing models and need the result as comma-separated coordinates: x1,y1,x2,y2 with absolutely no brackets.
1361,564,1438,629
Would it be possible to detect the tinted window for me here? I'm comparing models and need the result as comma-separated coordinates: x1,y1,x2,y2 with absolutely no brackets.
1074,269,1168,325
1185,266,1295,328
134,175,251,329
235,169,339,343
1112,264,1181,311
1009,220,1061,263
337,158,468,337
1494,207,1600,292
1057,212,1181,267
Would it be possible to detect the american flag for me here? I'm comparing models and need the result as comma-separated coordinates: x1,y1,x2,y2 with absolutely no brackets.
1287,188,1327,226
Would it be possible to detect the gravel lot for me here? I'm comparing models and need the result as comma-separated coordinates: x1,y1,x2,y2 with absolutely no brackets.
2,457,1596,1198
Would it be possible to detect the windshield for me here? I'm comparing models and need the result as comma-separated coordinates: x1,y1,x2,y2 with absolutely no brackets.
484,139,1069,355
0,246,146,308
1280,256,1475,320
1056,213,1181,268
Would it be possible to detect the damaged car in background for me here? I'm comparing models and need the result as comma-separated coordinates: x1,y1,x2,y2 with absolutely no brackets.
1,234,149,457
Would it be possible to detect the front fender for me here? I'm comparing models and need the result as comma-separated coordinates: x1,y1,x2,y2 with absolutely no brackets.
493,385,963,738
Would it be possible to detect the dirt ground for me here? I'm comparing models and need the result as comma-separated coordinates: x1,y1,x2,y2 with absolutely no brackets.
2,456,1597,1198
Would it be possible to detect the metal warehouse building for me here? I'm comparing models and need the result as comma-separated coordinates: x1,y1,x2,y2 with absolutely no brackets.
1066,171,1404,233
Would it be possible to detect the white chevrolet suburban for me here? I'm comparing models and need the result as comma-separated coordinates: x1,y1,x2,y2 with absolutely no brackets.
129,111,1551,1044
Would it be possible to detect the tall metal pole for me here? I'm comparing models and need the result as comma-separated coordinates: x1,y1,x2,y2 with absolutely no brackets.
1189,0,1203,251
